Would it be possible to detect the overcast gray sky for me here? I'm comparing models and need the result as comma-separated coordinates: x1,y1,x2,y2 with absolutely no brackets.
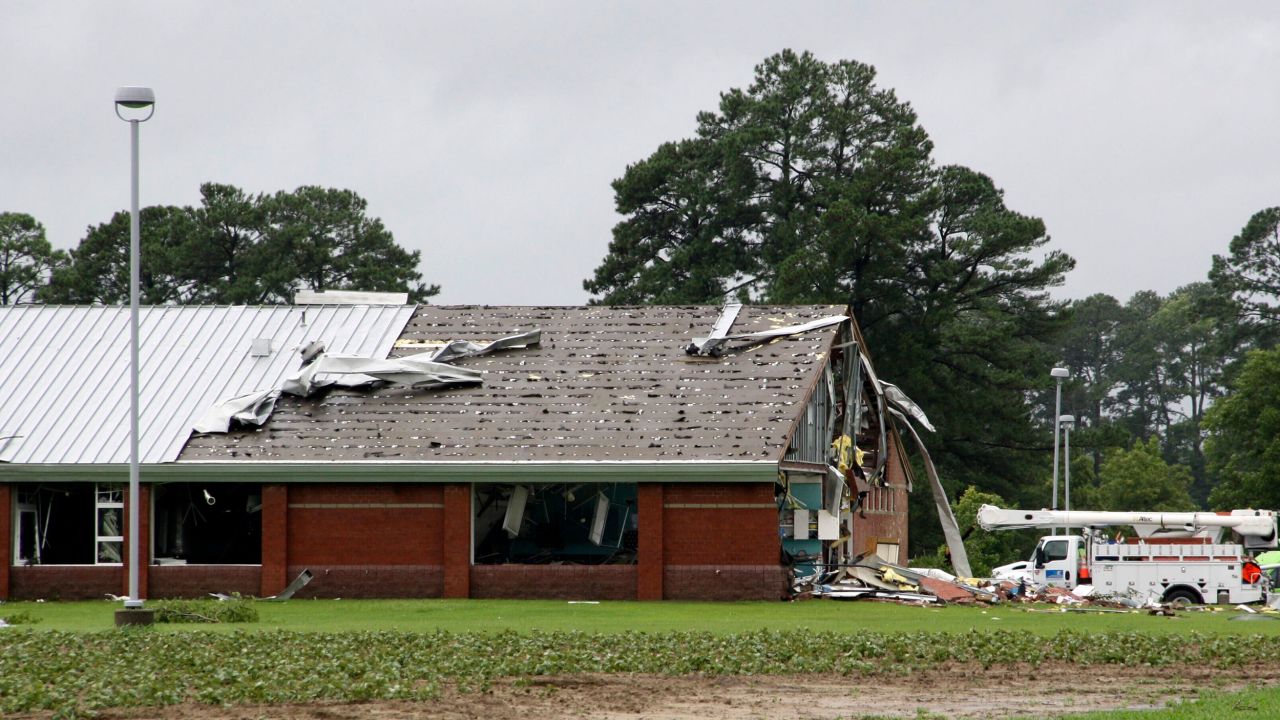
3,2,1278,306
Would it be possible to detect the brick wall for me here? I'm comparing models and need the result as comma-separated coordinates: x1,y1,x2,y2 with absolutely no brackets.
442,484,470,598
664,565,788,601
637,484,663,600
471,565,637,600
287,565,443,598
661,483,782,599
852,433,911,561
663,483,779,565
287,485,444,565
282,484,446,599
150,565,261,598
9,566,122,601
122,485,150,598
261,484,288,597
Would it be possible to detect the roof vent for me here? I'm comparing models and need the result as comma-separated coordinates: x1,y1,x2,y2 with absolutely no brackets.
249,338,272,357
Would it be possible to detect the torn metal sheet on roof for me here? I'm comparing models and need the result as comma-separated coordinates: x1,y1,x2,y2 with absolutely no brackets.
685,302,742,356
426,329,542,364
281,352,485,397
194,329,539,433
688,313,847,357
192,389,281,434
880,381,936,433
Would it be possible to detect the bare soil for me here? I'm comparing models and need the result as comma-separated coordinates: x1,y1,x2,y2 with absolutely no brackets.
28,663,1280,719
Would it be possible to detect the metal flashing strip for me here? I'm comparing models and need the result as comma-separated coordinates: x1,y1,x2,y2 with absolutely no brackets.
288,502,443,509
0,460,780,484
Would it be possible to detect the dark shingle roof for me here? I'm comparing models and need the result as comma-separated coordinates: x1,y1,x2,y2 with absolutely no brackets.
178,305,846,463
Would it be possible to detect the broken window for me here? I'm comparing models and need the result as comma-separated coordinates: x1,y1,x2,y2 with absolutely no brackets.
95,484,124,564
152,483,262,564
10,483,107,565
473,483,637,565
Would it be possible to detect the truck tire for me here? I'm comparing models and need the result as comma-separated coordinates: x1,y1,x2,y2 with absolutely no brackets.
1163,587,1202,605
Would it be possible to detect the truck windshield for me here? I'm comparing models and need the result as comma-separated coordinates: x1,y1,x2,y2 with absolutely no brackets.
1042,540,1069,562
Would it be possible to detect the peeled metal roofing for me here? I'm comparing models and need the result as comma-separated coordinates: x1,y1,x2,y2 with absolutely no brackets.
0,305,414,464
180,305,846,463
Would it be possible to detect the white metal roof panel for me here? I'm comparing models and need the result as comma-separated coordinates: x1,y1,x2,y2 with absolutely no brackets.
0,305,415,464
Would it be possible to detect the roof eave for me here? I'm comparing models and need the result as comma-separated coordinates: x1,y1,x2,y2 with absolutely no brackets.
0,460,780,484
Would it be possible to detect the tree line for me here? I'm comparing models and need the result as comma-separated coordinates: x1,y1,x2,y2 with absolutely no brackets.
580,49,1280,568
0,184,438,306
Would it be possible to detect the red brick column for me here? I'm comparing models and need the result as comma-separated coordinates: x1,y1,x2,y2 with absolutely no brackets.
442,483,471,598
122,484,151,599
0,484,10,600
261,484,288,597
637,483,664,600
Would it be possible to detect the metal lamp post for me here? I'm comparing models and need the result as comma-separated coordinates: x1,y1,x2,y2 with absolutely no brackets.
1060,415,1075,516
1050,367,1070,510
114,86,155,612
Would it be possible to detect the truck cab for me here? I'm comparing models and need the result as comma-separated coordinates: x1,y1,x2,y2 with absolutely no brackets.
1031,534,1084,588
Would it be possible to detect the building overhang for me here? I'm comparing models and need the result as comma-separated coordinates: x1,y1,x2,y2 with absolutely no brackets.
0,460,780,485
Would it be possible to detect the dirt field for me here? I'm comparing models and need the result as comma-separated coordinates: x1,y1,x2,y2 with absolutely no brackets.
42,662,1277,720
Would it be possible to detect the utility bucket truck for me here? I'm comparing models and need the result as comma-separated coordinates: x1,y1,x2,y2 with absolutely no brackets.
977,505,1278,605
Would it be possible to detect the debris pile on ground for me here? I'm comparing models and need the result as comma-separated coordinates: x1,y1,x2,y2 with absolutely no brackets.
795,554,1277,614
796,554,997,605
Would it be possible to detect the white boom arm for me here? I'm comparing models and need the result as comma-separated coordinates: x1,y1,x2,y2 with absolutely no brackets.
977,504,1278,541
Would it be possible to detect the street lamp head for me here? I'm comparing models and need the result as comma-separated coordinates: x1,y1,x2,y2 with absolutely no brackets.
114,86,155,121
1059,414,1075,427
1050,367,1070,379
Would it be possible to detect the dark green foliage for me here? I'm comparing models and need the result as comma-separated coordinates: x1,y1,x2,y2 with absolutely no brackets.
1211,206,1280,325
586,51,1074,551
0,212,67,304
2,629,1280,715
1055,283,1247,509
1095,438,1196,512
1205,349,1280,509
150,596,259,624
40,183,439,305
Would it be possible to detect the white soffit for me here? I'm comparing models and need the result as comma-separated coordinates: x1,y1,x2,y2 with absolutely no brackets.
0,305,415,464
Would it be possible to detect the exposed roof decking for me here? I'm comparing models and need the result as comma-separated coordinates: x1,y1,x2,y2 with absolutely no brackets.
180,305,846,463
0,305,414,464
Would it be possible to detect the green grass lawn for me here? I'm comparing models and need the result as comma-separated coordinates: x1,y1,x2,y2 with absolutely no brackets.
5,597,1280,634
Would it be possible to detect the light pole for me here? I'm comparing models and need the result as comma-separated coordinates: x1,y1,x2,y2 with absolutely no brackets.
1050,367,1070,511
115,86,155,613
1060,415,1075,517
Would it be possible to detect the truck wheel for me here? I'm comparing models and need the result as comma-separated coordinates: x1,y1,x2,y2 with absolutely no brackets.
1163,587,1202,605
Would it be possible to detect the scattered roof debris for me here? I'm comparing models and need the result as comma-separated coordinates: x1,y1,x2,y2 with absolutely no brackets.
802,557,1273,615
194,329,541,433
688,310,848,357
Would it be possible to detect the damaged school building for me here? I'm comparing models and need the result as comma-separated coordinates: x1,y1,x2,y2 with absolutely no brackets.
0,300,946,601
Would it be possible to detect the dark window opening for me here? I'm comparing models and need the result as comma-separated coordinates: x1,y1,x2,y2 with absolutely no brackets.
11,484,98,565
473,483,637,565
152,483,262,564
